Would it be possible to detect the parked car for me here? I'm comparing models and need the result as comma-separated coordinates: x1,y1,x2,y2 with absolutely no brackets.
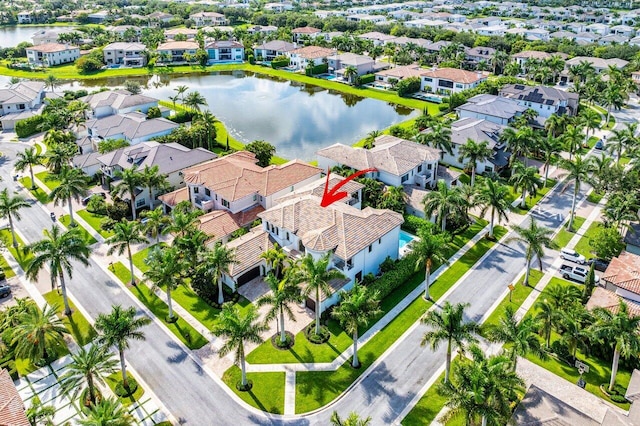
587,258,610,272
82,193,106,206
595,139,605,150
560,248,586,264
0,284,11,299
560,264,600,284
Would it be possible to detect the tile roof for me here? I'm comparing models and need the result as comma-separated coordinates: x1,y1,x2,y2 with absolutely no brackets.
448,117,505,149
197,205,265,241
457,94,527,119
586,287,640,318
86,113,178,141
375,64,424,79
275,172,364,205
158,187,190,207
0,369,29,426
292,26,322,34
420,67,488,84
290,45,334,59
80,90,159,112
164,28,198,36
512,50,552,59
565,56,629,69
0,81,44,105
157,41,198,51
206,40,244,49
182,151,321,202
258,194,403,259
225,228,274,277
26,43,78,53
602,251,640,295
500,84,579,106
403,184,429,213
253,40,296,52
103,42,146,51
317,135,440,177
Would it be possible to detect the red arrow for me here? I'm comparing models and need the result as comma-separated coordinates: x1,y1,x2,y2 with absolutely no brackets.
320,168,377,208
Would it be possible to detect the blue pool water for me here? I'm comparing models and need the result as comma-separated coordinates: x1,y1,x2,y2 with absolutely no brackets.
399,230,416,249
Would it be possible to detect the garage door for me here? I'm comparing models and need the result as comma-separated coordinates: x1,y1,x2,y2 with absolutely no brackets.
237,266,261,286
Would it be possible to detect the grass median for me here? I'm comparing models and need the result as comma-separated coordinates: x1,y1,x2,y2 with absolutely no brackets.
222,367,285,415
34,171,60,191
77,209,113,239
552,216,586,249
43,290,97,346
0,229,33,271
59,215,98,245
19,176,50,204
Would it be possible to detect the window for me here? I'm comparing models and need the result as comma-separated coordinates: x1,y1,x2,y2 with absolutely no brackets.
424,77,433,82
136,198,145,207
253,194,257,201
368,244,372,253
417,164,423,173
401,174,409,183
222,199,229,208
378,238,381,244
205,188,210,196
193,187,199,194
286,232,290,240
455,84,463,88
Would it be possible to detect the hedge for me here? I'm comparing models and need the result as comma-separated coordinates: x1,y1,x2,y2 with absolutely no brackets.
306,63,328,76
169,111,195,123
271,59,290,69
15,115,45,138
402,215,434,235
369,252,419,300
360,74,375,84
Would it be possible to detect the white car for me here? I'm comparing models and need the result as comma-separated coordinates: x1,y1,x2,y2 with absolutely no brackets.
560,248,586,264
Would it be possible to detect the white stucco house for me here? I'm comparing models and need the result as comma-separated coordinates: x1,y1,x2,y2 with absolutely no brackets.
420,68,488,95
499,84,579,118
103,42,147,67
80,90,160,119
25,43,80,66
0,81,45,127
287,46,334,70
205,40,244,63
85,112,179,148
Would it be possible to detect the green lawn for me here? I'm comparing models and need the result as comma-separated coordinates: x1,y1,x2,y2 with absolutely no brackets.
43,291,97,346
77,209,113,238
574,221,603,259
483,270,543,327
294,225,505,413
587,192,604,204
604,115,616,130
19,176,50,204
34,171,60,191
131,246,156,273
110,262,208,350
59,215,97,245
401,370,449,426
523,278,631,409
0,255,16,279
105,372,145,406
222,367,285,414
553,216,586,249
0,229,33,271
508,180,555,215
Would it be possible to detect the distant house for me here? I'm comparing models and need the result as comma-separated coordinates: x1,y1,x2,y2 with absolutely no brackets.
564,56,628,76
456,94,527,125
18,11,33,24
264,2,294,12
247,25,278,36
287,46,334,70
87,11,110,24
465,46,496,65
499,84,579,118
190,12,227,27
80,90,160,118
291,26,322,43
32,29,60,45
156,41,199,64
147,11,174,25
106,25,141,39
420,68,488,95
511,50,553,72
205,40,244,63
0,81,45,130
375,64,424,85
327,52,381,78
253,40,296,61
25,43,80,66
85,112,178,147
598,34,630,45
164,28,198,40
358,31,398,46
317,135,441,188
103,42,147,67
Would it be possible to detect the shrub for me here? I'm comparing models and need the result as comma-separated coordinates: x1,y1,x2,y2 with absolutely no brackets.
191,268,239,308
248,54,255,65
395,77,421,97
87,197,107,215
361,273,376,286
379,256,396,273
15,115,45,138
114,377,138,397
369,252,419,300
304,321,330,344
271,58,290,69
550,340,571,363
105,200,130,221
359,74,375,84
168,110,195,123
146,106,162,118
305,63,328,76
402,215,434,234
438,103,450,112
229,227,248,241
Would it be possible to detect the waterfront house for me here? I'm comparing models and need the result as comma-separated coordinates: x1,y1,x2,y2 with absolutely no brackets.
85,112,178,147
499,84,579,118
253,40,296,61
374,64,424,85
205,40,244,63
164,28,198,40
456,94,527,125
327,52,380,77
420,68,488,95
0,81,45,130
156,41,199,64
18,11,34,24
190,12,227,27
32,29,61,45
80,90,160,118
25,43,80,66
103,42,147,67
287,46,334,70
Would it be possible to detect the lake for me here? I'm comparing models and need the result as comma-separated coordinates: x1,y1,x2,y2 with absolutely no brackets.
0,70,417,161
0,26,76,48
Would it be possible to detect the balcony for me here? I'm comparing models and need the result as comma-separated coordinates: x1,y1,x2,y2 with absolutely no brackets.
194,197,214,211
333,259,353,272
414,170,434,188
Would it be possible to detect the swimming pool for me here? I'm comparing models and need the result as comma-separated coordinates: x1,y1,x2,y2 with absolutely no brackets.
399,230,416,249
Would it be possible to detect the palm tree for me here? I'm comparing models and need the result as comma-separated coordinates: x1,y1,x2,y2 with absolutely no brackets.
257,271,303,345
507,219,554,286
343,66,358,84
0,188,31,248
562,125,584,161
486,306,546,370
174,85,189,102
579,108,602,144
413,226,449,300
560,156,594,230
260,243,287,279
297,253,346,336
559,307,591,362
140,207,169,244
164,207,202,238
200,243,237,305
212,304,267,389
44,74,59,93
49,166,90,226
545,114,566,138
546,283,582,309
364,130,380,149
330,411,372,426
510,161,542,209
539,135,563,187
458,139,493,187
106,220,148,286
25,396,55,426
416,123,453,155
174,228,208,273
379,186,407,213
44,142,75,174
422,301,480,383
59,344,118,406
76,397,134,426
112,166,144,220
476,179,510,239
184,91,208,112
501,127,535,166
332,284,381,368
591,301,640,391
608,128,628,164
144,246,184,321
139,165,169,209
26,226,91,315
423,181,466,232
534,298,558,348
11,303,68,365
15,147,45,190
95,305,151,389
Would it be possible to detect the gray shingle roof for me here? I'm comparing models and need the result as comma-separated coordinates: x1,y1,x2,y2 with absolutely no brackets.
86,113,178,141
457,94,527,119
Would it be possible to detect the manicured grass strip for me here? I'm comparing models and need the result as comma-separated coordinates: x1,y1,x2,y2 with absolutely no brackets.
523,277,631,409
35,143,43,155
0,229,33,271
77,209,113,238
553,216,586,249
59,215,98,245
604,115,616,130
43,290,97,346
0,255,16,279
483,270,543,327
508,180,555,215
105,372,145,406
110,262,208,350
574,221,602,259
222,367,285,414
294,226,505,413
35,171,60,191
19,176,50,204
132,246,153,273
587,192,604,204
400,370,449,426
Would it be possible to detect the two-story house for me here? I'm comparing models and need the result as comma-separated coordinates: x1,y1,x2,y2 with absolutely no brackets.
25,43,80,66
291,26,322,43
253,40,296,61
80,90,160,119
103,43,147,67
456,94,527,125
600,251,640,305
420,68,488,95
328,52,382,79
190,12,227,27
0,81,45,130
32,29,60,45
287,46,334,70
205,40,244,63
85,112,178,149
156,41,199,64
499,84,579,118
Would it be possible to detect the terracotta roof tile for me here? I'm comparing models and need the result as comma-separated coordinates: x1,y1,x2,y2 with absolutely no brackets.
0,369,29,426
420,67,488,84
225,228,274,277
586,287,640,318
292,26,322,34
602,251,640,295
158,187,189,207
290,45,334,59
197,205,265,241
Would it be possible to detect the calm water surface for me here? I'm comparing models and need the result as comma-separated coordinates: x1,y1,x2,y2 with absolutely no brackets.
0,26,76,48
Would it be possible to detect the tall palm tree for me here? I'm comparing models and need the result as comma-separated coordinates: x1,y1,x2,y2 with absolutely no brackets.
332,284,381,368
0,188,31,248
15,147,45,190
540,135,563,187
49,166,90,226
200,243,237,305
44,142,75,174
11,303,68,365
297,253,346,336
144,246,184,321
330,411,372,426
44,74,59,93
174,229,208,273
26,226,91,315
139,165,169,209
174,85,189,103
59,344,118,406
423,181,466,232
559,307,591,362
413,226,449,300
212,304,267,389
507,219,554,286
379,185,407,213
544,113,566,138
421,301,480,383
501,127,535,166
343,66,358,84
106,220,148,286
509,161,542,209
260,243,287,278
257,271,303,345
95,305,151,389
140,207,169,244
164,207,202,238
416,123,453,155
579,108,602,145
458,139,493,187
534,298,558,348
562,125,584,161
560,156,594,230
184,91,208,112
476,179,510,239
591,301,640,391
486,306,546,370
112,166,144,220
76,397,134,426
